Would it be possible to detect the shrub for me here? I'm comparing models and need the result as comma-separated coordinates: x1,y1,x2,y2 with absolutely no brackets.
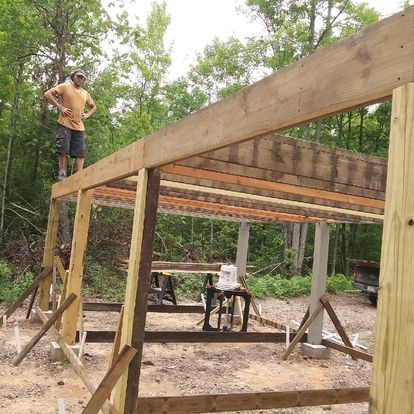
326,274,353,294
0,261,34,304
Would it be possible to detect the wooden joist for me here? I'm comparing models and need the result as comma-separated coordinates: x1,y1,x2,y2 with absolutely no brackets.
137,387,370,413
143,331,306,343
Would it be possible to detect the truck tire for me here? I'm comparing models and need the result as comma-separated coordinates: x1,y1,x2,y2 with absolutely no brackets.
368,294,377,307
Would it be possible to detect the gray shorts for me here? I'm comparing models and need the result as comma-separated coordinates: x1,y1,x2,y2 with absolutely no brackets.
55,125,86,158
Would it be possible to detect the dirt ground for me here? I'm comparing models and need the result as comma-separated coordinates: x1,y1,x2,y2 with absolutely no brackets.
0,293,376,414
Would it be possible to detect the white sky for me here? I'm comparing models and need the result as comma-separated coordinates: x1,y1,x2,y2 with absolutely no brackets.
116,0,407,79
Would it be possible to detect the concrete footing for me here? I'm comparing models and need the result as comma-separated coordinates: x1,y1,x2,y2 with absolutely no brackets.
301,342,331,359
50,341,80,361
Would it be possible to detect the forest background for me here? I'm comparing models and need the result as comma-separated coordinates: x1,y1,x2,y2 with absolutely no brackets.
0,0,408,303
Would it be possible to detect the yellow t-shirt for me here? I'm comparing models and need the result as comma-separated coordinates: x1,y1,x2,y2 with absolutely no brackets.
51,83,94,131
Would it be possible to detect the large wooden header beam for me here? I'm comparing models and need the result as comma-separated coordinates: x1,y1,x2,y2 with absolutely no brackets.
51,8,414,199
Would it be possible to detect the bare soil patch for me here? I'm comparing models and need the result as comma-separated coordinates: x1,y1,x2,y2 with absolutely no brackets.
0,293,376,413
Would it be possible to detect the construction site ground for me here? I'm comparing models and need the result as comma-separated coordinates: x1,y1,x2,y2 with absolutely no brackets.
0,293,376,414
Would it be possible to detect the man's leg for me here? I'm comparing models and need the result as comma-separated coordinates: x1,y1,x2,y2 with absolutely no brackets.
55,125,70,180
75,157,84,171
59,153,68,172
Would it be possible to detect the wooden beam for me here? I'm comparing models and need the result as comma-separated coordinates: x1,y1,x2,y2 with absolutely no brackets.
143,331,305,343
0,267,52,326
197,133,387,194
13,293,76,366
248,313,289,332
161,164,385,210
39,198,60,309
113,169,161,414
109,306,124,368
82,345,137,414
51,9,414,199
137,387,370,413
321,339,373,363
320,295,354,351
35,306,117,414
160,181,384,222
371,83,414,413
51,139,145,200
62,190,93,344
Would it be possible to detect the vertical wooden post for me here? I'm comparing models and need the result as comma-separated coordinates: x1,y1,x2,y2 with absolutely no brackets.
113,169,160,414
61,190,92,344
38,198,61,310
236,222,250,279
370,83,414,414
308,221,329,344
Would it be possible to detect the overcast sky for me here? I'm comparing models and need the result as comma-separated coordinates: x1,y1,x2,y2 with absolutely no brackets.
117,0,406,79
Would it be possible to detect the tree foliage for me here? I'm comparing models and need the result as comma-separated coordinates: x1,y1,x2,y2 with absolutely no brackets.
0,0,398,295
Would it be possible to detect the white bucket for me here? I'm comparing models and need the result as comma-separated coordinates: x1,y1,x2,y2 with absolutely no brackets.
216,265,238,290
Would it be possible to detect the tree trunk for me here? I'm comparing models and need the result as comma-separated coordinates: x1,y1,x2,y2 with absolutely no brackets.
0,63,24,234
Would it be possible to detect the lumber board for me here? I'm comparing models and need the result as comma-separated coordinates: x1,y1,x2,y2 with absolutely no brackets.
113,169,161,414
160,182,384,222
0,267,52,326
248,314,290,332
39,199,60,309
320,295,354,351
109,306,124,368
161,164,385,210
371,83,414,413
62,190,93,344
137,387,370,413
82,303,206,313
143,331,306,343
321,339,373,363
13,293,76,366
195,134,387,192
82,345,137,414
35,306,117,414
51,9,414,199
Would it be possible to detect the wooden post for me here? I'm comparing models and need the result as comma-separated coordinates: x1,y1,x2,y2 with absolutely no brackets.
113,169,160,414
62,190,93,344
236,222,250,279
308,221,329,344
38,198,60,310
370,83,414,414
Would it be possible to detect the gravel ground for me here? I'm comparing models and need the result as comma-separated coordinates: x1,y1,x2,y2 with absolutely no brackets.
0,293,376,413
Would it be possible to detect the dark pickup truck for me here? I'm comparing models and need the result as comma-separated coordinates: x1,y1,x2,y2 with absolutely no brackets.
351,259,380,306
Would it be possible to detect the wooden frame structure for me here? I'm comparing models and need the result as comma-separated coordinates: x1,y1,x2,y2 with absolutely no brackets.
34,7,414,414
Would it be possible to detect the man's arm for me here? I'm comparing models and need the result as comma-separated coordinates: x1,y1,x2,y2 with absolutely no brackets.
44,88,71,116
82,101,97,120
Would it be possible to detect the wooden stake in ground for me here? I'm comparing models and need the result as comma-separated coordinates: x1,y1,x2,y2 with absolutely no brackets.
13,293,76,366
82,345,137,414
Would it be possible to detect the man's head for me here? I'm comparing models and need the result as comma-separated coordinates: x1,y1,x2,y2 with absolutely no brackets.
70,69,87,82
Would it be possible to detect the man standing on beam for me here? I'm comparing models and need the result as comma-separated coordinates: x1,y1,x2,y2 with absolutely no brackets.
44,69,97,181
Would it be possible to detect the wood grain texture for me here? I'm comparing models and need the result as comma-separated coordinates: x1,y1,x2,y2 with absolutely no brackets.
138,387,370,413
61,190,93,344
371,83,414,414
38,199,60,309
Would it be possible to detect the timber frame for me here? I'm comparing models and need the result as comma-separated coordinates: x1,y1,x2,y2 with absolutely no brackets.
34,7,414,414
